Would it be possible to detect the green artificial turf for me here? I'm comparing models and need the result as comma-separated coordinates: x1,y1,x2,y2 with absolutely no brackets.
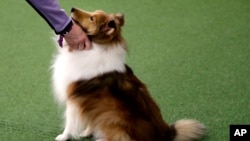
0,0,249,140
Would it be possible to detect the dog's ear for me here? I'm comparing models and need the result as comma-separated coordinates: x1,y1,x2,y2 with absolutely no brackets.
104,13,124,35
107,20,116,29
105,20,116,35
115,13,124,26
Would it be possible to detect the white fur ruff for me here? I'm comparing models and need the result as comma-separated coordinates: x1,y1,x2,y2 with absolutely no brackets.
51,39,126,105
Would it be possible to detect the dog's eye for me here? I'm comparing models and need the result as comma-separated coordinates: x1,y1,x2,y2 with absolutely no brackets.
90,16,94,21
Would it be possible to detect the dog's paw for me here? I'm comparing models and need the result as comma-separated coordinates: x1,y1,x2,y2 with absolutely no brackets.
55,134,69,141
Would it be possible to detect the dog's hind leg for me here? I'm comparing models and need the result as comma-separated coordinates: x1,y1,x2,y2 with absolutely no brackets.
80,125,93,137
95,139,108,141
94,127,132,141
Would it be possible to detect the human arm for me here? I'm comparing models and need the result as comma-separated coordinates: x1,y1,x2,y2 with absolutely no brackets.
26,0,91,50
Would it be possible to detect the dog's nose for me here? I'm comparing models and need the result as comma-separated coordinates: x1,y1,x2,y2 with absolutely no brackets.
71,7,75,12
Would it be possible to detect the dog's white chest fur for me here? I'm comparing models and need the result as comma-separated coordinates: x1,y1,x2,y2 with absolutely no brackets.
51,43,126,104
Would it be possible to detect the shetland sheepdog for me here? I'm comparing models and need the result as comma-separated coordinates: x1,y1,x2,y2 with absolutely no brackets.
51,7,205,141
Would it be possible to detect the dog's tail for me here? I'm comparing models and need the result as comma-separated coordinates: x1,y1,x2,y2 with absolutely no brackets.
170,119,206,141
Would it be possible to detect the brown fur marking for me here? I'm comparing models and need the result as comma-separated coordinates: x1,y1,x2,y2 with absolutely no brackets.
67,66,176,141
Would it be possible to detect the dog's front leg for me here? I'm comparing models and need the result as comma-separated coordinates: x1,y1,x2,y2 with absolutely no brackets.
55,102,80,141
55,129,70,141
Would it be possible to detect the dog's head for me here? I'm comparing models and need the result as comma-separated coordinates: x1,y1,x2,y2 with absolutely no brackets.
71,8,124,44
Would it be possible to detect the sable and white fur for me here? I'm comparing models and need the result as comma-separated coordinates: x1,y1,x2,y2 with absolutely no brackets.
51,8,206,141
52,42,126,105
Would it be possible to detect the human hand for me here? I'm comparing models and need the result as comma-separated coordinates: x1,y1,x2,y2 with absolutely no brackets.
63,22,91,51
